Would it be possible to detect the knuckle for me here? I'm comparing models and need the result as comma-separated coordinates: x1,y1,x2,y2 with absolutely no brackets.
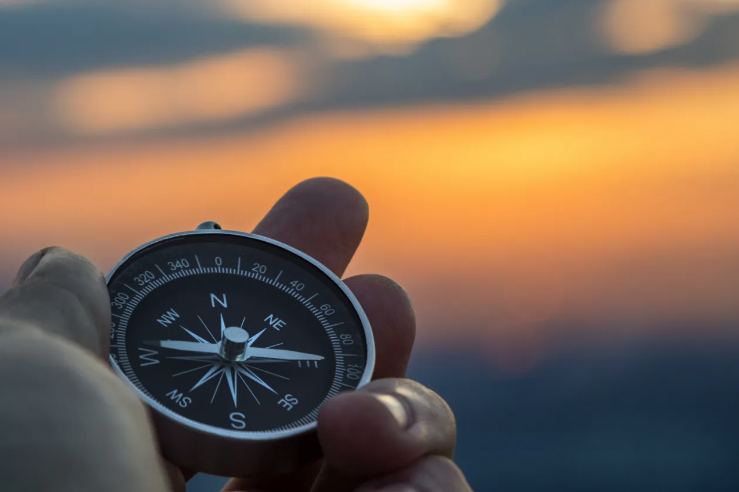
1,247,110,356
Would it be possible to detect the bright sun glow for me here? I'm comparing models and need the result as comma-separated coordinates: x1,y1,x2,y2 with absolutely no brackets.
340,0,448,13
219,0,503,52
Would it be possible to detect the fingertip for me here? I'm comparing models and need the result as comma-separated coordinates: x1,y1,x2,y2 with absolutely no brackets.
298,177,370,222
344,275,416,379
254,177,370,277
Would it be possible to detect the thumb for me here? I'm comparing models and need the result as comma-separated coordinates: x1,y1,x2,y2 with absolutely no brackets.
0,247,171,491
0,246,111,357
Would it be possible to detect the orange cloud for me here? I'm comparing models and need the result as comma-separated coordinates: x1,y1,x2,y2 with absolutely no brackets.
53,48,308,135
601,0,739,55
2,61,739,369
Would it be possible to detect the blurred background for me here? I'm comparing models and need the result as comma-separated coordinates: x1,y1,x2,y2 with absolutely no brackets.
1,0,739,490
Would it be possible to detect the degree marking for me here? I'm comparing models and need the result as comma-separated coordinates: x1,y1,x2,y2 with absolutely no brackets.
326,323,345,329
123,283,139,294
306,293,318,302
274,270,282,282
195,255,202,270
155,264,166,276
237,257,241,274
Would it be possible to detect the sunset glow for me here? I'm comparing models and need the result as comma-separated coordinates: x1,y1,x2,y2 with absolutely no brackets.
2,62,739,369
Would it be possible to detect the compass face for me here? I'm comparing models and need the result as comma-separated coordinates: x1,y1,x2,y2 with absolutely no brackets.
107,231,373,437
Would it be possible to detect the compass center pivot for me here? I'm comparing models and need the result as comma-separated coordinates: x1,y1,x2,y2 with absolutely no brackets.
220,327,250,361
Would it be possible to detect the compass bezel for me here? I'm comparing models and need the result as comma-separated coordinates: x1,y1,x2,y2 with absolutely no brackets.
105,228,376,477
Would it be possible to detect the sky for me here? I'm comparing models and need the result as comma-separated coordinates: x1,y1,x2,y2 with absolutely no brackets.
2,1,739,490
1,0,739,369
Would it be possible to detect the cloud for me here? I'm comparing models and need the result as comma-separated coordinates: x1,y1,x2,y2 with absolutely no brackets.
53,48,309,135
600,0,739,55
0,3,310,77
2,0,739,149
1,61,738,356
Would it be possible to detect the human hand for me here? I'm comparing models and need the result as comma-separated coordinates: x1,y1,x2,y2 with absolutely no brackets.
0,177,473,492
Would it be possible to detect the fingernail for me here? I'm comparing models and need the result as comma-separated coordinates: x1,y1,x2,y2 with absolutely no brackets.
374,393,411,429
12,248,50,285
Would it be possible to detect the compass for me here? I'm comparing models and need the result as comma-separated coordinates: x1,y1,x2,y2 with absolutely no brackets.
106,222,375,477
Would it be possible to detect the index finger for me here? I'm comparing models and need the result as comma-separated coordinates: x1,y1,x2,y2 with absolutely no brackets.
0,246,110,357
252,177,369,278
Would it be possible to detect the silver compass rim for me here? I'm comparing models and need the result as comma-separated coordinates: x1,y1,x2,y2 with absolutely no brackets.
105,228,376,442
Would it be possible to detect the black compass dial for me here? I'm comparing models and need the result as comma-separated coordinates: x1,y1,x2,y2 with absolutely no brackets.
107,232,370,435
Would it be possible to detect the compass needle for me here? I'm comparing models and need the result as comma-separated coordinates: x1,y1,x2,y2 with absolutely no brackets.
179,325,209,344
106,223,374,477
247,347,324,361
167,354,219,362
147,340,220,354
